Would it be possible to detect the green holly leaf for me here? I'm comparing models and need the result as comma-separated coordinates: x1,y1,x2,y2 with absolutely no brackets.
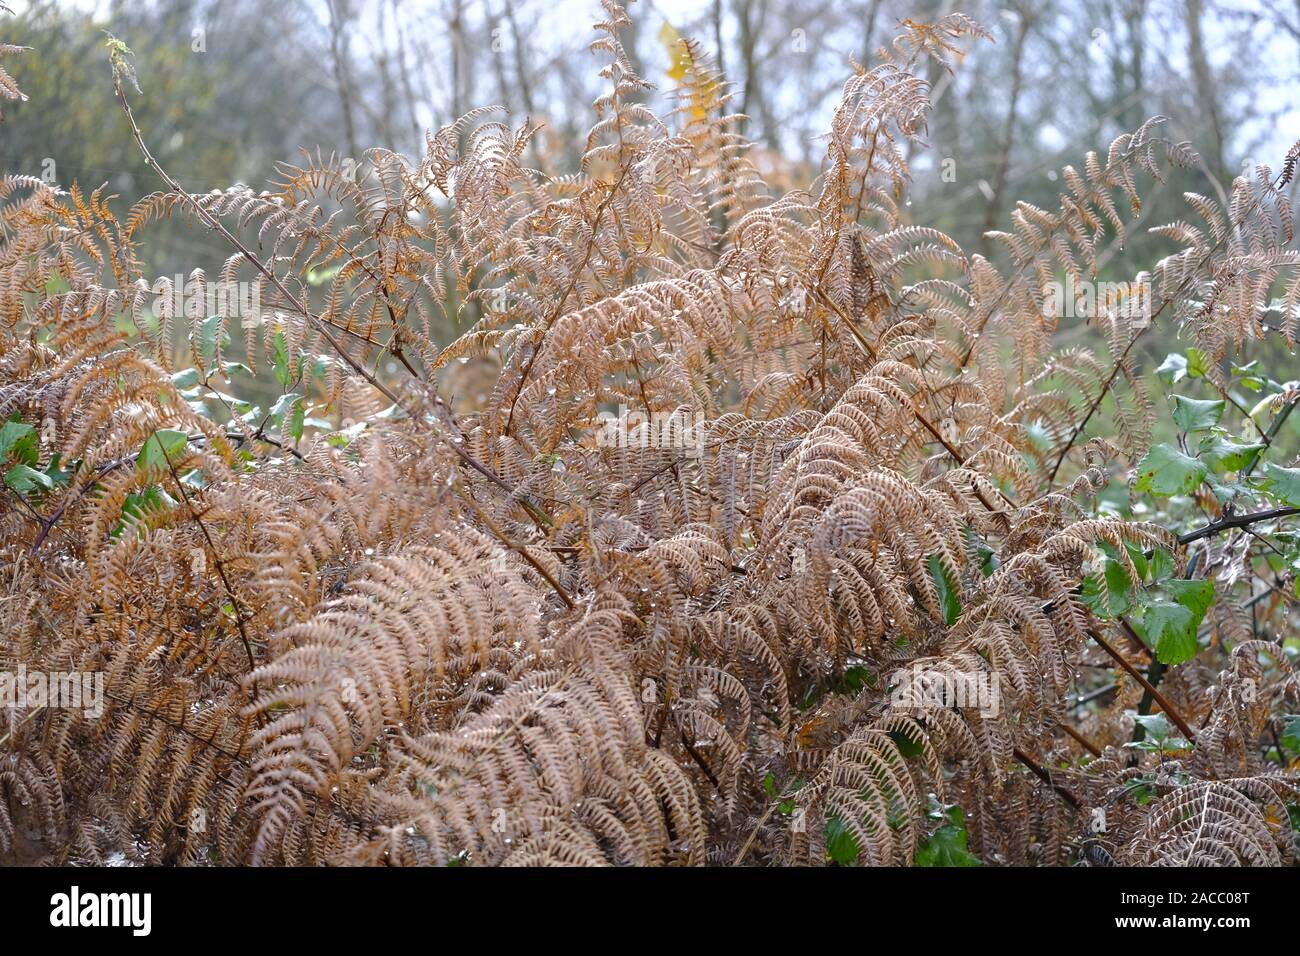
1127,712,1192,752
1131,712,1172,745
1172,396,1224,432
1134,444,1206,497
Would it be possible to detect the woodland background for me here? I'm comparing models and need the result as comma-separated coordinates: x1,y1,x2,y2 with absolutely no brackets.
4,0,1298,306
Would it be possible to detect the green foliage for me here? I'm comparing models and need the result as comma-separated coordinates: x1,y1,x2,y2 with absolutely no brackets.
137,428,189,477
915,804,982,867
1126,713,1192,754
1263,464,1300,508
1134,443,1206,496
927,554,962,626
823,815,859,865
1171,395,1223,432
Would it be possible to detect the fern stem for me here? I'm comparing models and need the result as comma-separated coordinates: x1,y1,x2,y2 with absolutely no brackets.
1092,624,1196,742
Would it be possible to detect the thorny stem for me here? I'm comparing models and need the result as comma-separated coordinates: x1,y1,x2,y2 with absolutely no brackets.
1176,506,1300,546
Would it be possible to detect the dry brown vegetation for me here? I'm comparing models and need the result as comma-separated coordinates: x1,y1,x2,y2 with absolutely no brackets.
1,4,1299,866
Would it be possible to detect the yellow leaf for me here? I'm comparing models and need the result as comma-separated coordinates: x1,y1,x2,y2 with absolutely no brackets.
659,21,689,82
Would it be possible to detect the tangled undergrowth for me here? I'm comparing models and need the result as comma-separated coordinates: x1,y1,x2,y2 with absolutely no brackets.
2,4,1300,866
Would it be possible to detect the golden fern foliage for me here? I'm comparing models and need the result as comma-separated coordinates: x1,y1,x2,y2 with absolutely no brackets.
1,2,1297,867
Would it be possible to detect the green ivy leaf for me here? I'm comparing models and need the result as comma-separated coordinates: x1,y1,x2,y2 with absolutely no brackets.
1156,352,1187,385
1142,600,1198,665
138,429,189,477
927,554,961,626
1263,463,1300,507
1200,434,1266,474
197,314,229,361
1172,396,1224,432
1233,361,1265,392
269,391,299,425
273,330,293,389
824,815,860,865
171,367,201,389
1134,444,1207,497
4,463,54,494
1185,347,1210,379
914,806,982,867
0,420,38,466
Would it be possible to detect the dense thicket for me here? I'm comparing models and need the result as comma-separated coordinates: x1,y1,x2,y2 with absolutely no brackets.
1,4,1298,866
